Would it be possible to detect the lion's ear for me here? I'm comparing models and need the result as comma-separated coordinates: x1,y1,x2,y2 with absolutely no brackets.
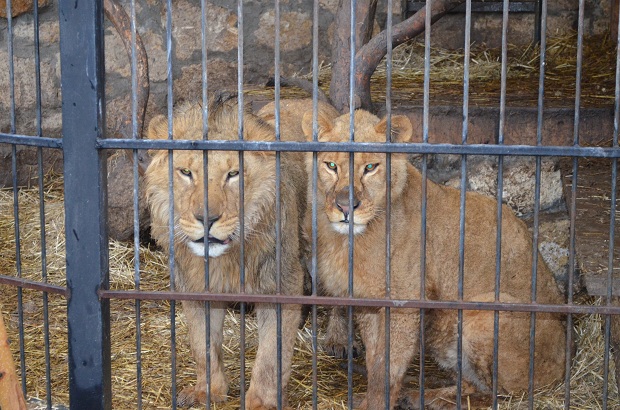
375,114,413,143
147,115,169,140
302,109,334,141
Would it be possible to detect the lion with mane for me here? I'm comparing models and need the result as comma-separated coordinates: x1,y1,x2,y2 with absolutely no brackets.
301,109,568,409
145,94,316,409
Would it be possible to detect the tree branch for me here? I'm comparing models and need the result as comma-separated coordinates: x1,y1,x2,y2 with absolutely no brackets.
329,0,378,113
104,0,150,142
354,0,466,111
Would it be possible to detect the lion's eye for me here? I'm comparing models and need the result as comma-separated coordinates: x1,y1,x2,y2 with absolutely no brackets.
227,170,239,179
179,168,192,177
325,162,337,172
364,163,379,174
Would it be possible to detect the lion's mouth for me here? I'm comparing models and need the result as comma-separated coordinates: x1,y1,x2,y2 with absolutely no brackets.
331,221,367,236
194,236,231,246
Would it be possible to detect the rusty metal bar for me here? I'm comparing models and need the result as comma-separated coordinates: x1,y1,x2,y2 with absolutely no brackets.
0,276,68,297
97,290,620,315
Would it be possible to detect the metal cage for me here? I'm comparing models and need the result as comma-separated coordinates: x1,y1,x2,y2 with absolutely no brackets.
1,0,620,409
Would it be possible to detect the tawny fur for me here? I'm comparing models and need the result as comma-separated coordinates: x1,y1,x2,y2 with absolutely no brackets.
258,99,363,359
301,109,569,410
144,95,310,409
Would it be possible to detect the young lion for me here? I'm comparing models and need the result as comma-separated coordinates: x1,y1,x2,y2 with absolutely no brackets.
144,94,308,409
301,109,568,409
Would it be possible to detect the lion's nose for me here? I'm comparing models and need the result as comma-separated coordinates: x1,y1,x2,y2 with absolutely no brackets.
335,187,360,217
195,213,220,230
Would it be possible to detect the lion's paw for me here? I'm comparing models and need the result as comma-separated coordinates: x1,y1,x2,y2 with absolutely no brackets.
245,388,291,410
352,394,367,410
177,383,227,407
322,330,362,359
322,308,362,359
177,386,205,408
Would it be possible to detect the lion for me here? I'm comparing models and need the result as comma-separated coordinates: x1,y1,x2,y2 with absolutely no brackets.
256,99,359,359
144,94,310,409
301,109,568,409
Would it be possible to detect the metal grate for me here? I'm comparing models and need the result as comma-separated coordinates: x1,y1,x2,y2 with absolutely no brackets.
1,0,620,409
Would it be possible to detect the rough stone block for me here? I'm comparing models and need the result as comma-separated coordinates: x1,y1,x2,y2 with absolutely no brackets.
0,0,50,18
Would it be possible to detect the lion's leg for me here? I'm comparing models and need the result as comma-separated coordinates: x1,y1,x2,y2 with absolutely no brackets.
356,308,418,410
177,300,228,407
245,303,300,410
460,294,566,396
322,306,362,359
418,293,565,408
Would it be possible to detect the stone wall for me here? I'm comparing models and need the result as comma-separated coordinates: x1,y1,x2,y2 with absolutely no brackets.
0,0,614,186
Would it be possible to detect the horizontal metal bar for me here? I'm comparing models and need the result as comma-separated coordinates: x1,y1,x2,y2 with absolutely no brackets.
98,137,620,158
408,1,538,13
99,289,620,315
0,274,69,296
0,133,63,149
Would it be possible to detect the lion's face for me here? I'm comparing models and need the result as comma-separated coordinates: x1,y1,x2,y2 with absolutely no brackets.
302,110,413,235
145,99,277,258
166,150,244,258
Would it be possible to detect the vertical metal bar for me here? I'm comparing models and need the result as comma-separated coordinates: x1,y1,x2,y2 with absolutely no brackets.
607,15,620,410
457,1,472,407
127,0,143,407
548,2,570,408
604,162,618,410
6,0,27,398
164,0,177,405
384,1,393,408
569,2,586,408
273,1,284,407
311,1,320,408
347,1,356,408
33,0,53,405
561,0,586,407
527,157,542,410
12,152,26,400
132,156,143,410
200,0,212,407
419,0,432,405
534,0,542,44
58,0,111,406
492,0,510,406
237,1,246,405
529,0,550,408
6,0,15,131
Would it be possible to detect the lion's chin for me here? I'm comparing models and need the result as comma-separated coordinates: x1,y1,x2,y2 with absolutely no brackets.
330,222,367,235
187,241,231,258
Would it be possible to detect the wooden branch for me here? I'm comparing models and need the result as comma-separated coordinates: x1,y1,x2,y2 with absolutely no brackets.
329,0,378,113
103,0,151,175
0,312,27,410
354,0,465,111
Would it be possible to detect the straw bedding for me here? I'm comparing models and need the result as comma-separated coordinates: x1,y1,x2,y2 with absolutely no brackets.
1,173,619,409
249,32,617,109
2,34,620,409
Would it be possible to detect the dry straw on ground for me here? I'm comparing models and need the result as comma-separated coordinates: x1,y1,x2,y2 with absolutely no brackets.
1,174,619,409
2,34,620,409
250,32,617,109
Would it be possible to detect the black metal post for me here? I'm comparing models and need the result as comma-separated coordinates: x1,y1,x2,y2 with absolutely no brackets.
58,0,111,408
